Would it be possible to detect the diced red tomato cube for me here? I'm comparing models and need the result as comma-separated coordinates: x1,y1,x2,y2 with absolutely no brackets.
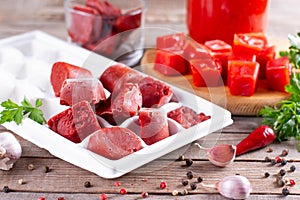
156,32,186,50
228,60,260,96
266,56,291,92
154,48,188,76
190,59,222,87
183,38,210,60
204,40,232,83
256,45,276,79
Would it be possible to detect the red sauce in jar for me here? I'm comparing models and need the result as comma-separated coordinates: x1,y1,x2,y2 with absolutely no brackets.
187,0,269,44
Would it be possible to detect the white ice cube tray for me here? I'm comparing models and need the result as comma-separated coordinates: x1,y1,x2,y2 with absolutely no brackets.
0,31,233,179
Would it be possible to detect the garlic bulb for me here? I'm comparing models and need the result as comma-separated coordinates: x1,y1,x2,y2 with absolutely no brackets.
216,175,252,199
0,131,22,170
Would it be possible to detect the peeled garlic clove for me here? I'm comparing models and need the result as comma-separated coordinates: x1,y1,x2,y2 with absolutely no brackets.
216,175,252,199
207,144,236,167
0,132,22,170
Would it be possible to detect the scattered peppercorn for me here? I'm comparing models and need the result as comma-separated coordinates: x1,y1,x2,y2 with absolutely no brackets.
277,179,286,187
190,182,197,190
266,148,273,153
264,172,270,178
281,149,289,156
177,155,184,161
290,165,296,172
182,179,188,186
180,189,188,196
42,166,50,173
197,176,203,183
172,190,179,196
27,163,34,171
84,181,91,188
57,197,65,200
18,179,24,185
2,186,10,193
100,193,107,200
186,171,193,179
114,181,121,186
289,179,296,186
282,187,289,196
185,159,193,166
264,156,271,162
270,159,277,165
141,191,149,198
281,159,287,166
38,197,46,200
160,181,167,189
120,188,127,195
279,169,286,176
275,156,282,163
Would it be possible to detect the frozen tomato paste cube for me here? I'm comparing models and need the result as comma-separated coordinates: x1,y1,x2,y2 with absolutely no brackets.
204,40,232,82
154,48,188,76
68,5,102,45
47,101,101,143
266,56,291,92
139,108,169,145
190,58,222,87
99,63,142,92
138,76,173,108
115,8,143,32
59,78,106,106
110,83,142,125
167,106,211,129
156,32,186,50
50,62,93,97
228,60,259,96
86,127,142,160
183,38,210,60
256,45,276,79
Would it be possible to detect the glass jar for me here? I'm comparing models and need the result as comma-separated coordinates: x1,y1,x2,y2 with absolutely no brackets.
187,0,269,44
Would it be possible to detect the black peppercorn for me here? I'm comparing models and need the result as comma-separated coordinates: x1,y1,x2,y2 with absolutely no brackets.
182,180,188,186
185,159,193,166
42,166,50,173
264,156,271,162
2,186,10,193
264,172,270,178
190,182,197,190
270,159,277,165
282,187,289,196
197,176,203,183
279,169,286,177
84,181,91,188
186,171,193,179
281,159,287,166
290,165,296,172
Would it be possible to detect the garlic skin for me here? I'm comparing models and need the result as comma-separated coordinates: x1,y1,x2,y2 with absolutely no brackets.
0,132,22,170
216,175,252,199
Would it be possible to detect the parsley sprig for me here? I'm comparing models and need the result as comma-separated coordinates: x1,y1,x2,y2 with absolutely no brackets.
0,97,46,125
259,33,300,146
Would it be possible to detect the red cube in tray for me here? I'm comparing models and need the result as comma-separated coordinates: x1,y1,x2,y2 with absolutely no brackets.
183,38,210,60
266,56,291,92
154,48,188,76
228,60,259,96
204,39,232,83
190,58,222,87
48,101,101,143
139,108,169,145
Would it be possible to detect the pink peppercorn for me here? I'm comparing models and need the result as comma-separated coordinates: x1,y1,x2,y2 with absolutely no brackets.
160,181,167,189
114,181,121,186
290,179,296,186
120,188,127,195
100,193,107,200
141,191,149,198
38,197,46,200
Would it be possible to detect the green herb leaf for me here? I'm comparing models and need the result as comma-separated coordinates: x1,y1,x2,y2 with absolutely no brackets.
0,97,46,125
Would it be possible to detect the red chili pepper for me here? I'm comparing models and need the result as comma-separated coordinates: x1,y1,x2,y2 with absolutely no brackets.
236,125,276,156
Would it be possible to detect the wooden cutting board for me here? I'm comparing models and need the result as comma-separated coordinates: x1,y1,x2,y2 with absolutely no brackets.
139,38,290,116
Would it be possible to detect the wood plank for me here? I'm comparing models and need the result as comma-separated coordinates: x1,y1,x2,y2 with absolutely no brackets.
0,158,299,194
1,193,300,200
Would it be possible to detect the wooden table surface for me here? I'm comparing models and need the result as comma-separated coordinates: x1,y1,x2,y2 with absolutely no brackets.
1,0,300,199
